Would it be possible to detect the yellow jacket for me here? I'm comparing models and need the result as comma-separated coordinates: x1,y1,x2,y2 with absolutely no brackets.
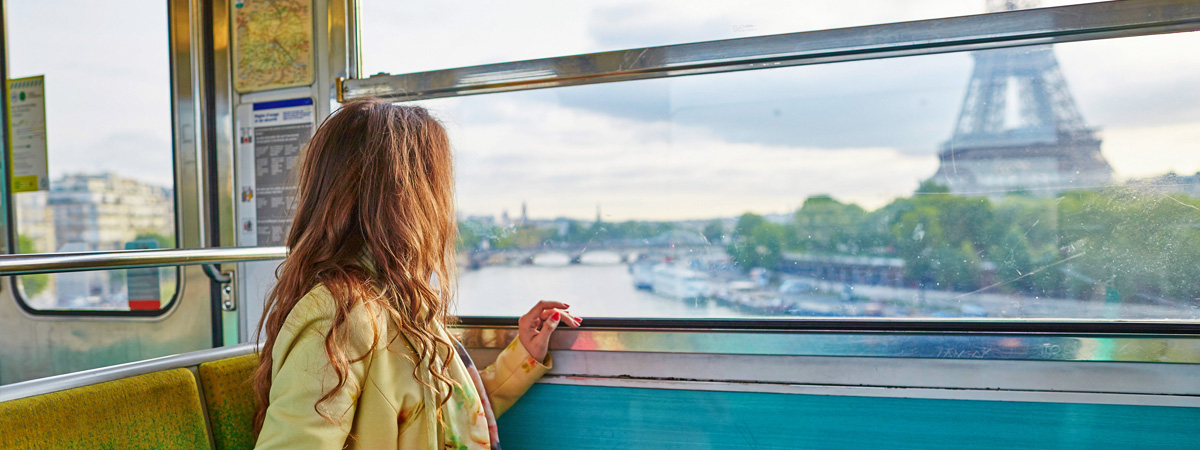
254,285,549,449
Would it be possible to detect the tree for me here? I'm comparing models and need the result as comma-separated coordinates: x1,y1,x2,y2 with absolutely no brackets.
457,220,487,250
793,195,866,253
134,232,175,249
1058,189,1200,302
728,213,786,271
702,220,724,245
915,179,950,195
888,194,993,290
17,234,49,297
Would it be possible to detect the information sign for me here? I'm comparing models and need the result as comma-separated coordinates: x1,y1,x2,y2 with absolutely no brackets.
7,76,49,193
236,97,315,246
125,240,161,310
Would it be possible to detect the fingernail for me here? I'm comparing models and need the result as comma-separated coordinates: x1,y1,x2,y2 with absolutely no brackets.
552,312,561,321
565,304,571,308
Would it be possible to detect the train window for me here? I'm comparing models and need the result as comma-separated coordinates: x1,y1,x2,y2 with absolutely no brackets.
6,1,179,314
405,31,1200,320
359,0,1104,75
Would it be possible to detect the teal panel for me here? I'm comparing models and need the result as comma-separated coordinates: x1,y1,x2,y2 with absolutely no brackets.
498,384,1200,450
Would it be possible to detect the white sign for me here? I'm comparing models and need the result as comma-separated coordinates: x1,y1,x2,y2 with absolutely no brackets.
7,76,49,192
236,97,316,247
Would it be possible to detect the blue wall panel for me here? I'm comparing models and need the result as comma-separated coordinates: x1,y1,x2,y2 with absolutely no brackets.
498,384,1200,449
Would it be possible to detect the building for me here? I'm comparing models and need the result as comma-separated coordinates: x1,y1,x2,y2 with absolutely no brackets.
1126,171,1200,197
48,173,175,252
14,191,56,253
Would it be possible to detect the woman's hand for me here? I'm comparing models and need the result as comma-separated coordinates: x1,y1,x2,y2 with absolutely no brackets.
518,301,582,363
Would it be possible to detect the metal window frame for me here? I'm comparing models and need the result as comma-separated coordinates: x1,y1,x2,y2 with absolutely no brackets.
2,0,198,318
347,0,1200,336
341,0,1200,102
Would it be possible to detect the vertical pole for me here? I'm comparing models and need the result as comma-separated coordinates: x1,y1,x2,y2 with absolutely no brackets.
0,0,14,260
200,0,224,347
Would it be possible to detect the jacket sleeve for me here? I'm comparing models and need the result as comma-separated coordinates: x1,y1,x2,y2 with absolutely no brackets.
255,292,376,450
478,338,551,417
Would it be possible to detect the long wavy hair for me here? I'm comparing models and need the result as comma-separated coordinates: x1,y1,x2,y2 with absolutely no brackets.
252,99,459,433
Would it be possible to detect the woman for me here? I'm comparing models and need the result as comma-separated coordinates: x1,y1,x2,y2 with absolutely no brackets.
252,99,581,449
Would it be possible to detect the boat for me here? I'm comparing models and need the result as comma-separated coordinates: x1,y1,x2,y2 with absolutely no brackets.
630,261,655,290
650,264,710,300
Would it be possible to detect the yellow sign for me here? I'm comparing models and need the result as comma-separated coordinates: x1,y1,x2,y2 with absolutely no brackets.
7,75,49,193
231,0,315,92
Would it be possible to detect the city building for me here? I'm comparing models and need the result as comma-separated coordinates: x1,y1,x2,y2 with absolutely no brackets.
14,191,55,253
1126,171,1200,197
47,173,175,252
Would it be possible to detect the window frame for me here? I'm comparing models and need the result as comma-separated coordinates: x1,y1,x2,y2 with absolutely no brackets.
349,0,1200,332
1,0,188,318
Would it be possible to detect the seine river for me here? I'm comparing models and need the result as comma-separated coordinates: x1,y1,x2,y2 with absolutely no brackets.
455,262,1197,321
456,263,751,318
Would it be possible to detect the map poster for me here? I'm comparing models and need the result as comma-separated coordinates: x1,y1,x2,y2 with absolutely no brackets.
237,98,315,246
7,76,50,193
231,0,314,93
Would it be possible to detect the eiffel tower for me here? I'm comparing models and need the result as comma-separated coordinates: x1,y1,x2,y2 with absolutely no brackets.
933,0,1113,197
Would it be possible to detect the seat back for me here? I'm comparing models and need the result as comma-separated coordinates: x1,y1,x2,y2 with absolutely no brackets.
198,353,260,450
0,368,209,450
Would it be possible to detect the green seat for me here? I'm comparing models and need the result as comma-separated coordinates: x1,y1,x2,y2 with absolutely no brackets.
198,353,260,450
0,368,209,449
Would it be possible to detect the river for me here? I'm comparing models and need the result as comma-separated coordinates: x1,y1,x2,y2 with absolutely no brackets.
456,262,1199,320
456,263,752,318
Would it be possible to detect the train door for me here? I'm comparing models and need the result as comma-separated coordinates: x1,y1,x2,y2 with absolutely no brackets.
0,0,219,383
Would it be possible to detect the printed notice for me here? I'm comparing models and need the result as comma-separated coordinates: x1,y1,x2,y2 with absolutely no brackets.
7,76,49,192
125,240,162,311
238,98,314,246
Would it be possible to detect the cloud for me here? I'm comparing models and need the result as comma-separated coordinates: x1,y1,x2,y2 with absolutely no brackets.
425,96,937,221
9,1,173,188
47,132,175,187
1101,123,1200,180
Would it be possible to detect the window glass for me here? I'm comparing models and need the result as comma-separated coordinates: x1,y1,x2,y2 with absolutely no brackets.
7,0,178,312
417,32,1200,320
360,0,1105,75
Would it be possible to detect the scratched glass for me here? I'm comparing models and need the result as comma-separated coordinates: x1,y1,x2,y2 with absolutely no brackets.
360,0,1104,75
399,32,1200,321
7,0,179,313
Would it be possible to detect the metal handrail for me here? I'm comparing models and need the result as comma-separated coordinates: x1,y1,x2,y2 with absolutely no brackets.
342,0,1200,102
0,247,288,276
0,342,259,402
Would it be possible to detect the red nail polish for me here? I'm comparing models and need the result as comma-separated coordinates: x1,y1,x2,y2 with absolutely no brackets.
552,312,561,321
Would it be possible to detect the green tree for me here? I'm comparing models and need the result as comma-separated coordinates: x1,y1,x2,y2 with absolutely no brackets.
915,179,951,195
17,234,49,297
134,232,175,249
793,195,866,254
1058,189,1200,302
702,220,724,245
888,193,994,290
728,213,786,271
457,220,489,250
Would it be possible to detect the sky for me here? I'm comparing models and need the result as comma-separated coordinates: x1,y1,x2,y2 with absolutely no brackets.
358,0,1200,221
5,0,1198,222
7,0,174,187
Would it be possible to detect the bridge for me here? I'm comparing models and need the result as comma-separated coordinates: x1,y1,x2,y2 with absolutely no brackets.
462,242,715,269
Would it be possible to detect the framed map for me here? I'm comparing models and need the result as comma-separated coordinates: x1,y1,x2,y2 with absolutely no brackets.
231,0,314,93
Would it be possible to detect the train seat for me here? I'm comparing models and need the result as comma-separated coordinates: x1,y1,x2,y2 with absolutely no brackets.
198,353,260,450
0,368,209,450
